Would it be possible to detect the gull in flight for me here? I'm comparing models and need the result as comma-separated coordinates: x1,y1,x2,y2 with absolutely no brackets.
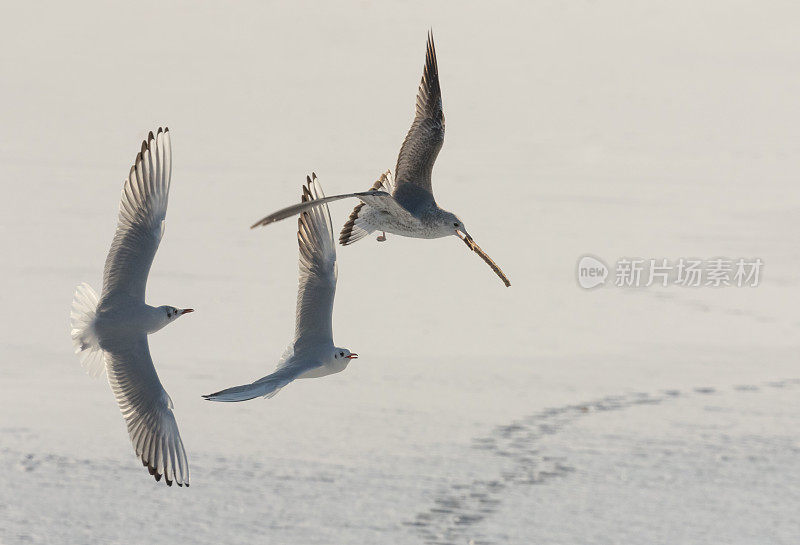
250,32,510,287
70,128,192,486
203,174,358,402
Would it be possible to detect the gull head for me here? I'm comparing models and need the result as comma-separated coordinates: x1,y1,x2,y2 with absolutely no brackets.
149,305,194,334
439,210,469,240
332,347,358,366
161,305,194,323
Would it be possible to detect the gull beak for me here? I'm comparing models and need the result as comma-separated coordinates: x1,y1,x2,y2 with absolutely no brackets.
456,228,473,247
180,308,194,315
456,230,511,287
346,353,358,359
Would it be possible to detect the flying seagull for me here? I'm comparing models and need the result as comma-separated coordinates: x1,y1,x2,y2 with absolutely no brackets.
70,128,192,486
250,32,510,287
204,174,358,402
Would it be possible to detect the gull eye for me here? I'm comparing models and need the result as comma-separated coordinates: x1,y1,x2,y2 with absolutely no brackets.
340,351,344,357
453,222,459,227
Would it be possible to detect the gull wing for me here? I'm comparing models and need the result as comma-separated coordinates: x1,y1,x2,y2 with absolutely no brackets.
293,174,339,348
250,189,391,228
101,128,172,301
104,334,189,486
394,32,444,202
202,351,323,402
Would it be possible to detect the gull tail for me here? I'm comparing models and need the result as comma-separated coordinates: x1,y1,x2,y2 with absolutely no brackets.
339,202,374,246
202,374,291,402
339,170,394,246
70,282,105,377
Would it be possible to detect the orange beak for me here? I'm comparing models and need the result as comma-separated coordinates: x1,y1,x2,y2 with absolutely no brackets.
346,353,358,359
180,308,194,315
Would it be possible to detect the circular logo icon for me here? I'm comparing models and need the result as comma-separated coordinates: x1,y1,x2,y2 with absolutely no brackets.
577,255,608,289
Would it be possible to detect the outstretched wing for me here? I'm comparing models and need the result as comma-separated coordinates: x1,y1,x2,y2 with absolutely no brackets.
250,189,391,228
104,334,189,486
202,353,323,402
293,174,338,347
394,31,444,198
101,128,172,301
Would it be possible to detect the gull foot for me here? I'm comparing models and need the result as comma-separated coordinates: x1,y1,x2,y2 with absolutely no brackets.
376,232,387,242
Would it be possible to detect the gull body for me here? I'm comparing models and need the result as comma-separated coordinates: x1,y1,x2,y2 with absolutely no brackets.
204,175,358,402
70,128,192,486
251,33,509,287
93,298,185,338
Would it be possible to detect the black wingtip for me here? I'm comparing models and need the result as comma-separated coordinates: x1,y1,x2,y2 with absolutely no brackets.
301,184,313,203
427,33,437,67
250,214,270,228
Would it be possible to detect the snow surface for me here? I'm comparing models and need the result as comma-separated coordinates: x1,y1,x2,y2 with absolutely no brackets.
1,1,799,544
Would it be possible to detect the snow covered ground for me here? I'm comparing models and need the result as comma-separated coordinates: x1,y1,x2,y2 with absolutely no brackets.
1,1,798,543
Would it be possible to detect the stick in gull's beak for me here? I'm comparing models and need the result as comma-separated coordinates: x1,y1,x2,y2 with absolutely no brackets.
457,230,511,287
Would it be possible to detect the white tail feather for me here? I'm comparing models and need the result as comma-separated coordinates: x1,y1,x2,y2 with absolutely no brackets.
70,283,105,377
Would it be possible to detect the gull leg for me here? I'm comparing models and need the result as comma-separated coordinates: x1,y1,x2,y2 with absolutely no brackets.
376,231,387,242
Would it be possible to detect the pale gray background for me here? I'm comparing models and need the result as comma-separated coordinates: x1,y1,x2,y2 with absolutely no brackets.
1,1,798,544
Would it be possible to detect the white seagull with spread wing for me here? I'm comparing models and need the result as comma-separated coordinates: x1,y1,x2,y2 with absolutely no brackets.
70,128,192,486
203,174,358,402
